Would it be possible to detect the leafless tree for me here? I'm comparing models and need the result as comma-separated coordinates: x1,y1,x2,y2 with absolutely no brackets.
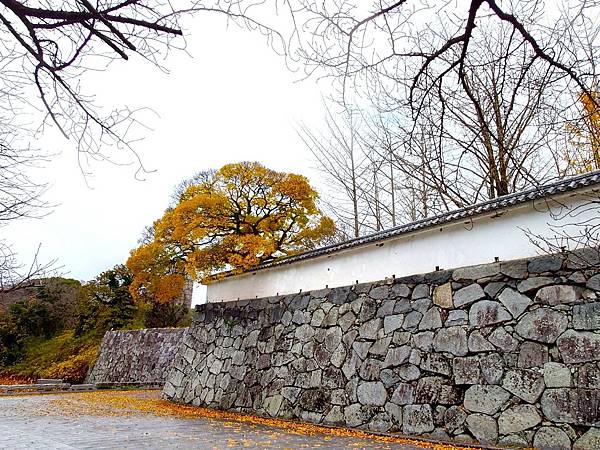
1,0,598,178
0,122,55,292
0,0,288,287
371,21,572,210
291,1,597,107
297,104,370,238
0,0,596,191
2,0,600,257
0,243,58,296
0,135,47,223
0,0,192,289
299,102,429,236
288,1,600,237
0,0,181,166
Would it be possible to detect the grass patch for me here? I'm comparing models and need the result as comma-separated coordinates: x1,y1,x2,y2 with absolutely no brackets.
1,330,101,383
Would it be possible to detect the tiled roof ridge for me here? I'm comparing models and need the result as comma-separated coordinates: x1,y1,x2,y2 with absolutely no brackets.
229,170,600,275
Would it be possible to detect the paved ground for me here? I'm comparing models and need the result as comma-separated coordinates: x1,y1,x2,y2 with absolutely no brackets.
0,390,451,450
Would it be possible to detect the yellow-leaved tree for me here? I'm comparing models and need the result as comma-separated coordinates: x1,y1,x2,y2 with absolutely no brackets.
127,162,336,303
566,90,600,173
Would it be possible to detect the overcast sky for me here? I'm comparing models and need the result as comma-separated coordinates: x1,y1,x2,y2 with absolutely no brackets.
3,15,327,287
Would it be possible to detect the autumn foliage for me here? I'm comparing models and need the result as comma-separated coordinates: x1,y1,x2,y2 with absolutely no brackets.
567,90,600,173
127,162,335,303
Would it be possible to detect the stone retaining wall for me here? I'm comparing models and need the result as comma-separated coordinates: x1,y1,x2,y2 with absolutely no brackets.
87,328,187,384
164,249,600,449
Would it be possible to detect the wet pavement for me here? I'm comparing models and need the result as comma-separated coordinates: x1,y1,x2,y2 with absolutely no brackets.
0,390,449,450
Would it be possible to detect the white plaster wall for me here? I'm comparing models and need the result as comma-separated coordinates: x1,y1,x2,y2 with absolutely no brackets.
205,189,598,302
191,282,207,306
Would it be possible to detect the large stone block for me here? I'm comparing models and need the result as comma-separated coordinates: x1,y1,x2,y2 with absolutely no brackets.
403,311,423,331
518,341,549,368
384,402,403,425
357,381,387,406
412,284,430,300
369,285,390,300
298,388,332,413
479,353,505,385
488,327,518,352
358,298,378,322
498,404,542,435
263,395,284,417
502,369,545,403
536,285,584,305
469,300,511,328
501,259,529,279
541,388,600,426
528,255,563,273
515,308,568,344
383,314,403,334
587,273,600,291
533,427,572,450
517,276,554,293
413,331,434,352
557,330,600,363
420,353,451,376
358,318,382,340
382,346,410,368
433,327,468,356
574,427,600,450
467,330,495,353
344,403,373,427
294,324,316,342
323,405,344,424
390,383,414,405
577,364,600,388
391,283,411,298
573,302,600,330
453,356,481,385
352,341,371,360
453,284,485,308
498,288,531,318
403,405,434,434
397,364,421,381
377,299,396,317
444,406,467,435
433,282,453,309
463,385,510,414
466,413,498,444
453,263,500,281
544,362,572,388
415,377,461,405
419,308,442,331
484,281,507,298
324,327,343,352
445,310,468,327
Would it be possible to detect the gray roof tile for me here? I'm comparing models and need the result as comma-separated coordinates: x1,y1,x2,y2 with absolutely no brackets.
235,170,600,275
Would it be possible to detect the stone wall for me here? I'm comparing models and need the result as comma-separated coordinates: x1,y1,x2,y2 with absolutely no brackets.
164,250,600,449
87,327,187,384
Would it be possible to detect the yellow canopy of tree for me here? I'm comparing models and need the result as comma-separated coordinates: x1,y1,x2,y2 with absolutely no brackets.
127,162,335,303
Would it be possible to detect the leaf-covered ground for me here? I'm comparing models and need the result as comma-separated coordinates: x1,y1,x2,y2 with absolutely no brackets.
0,390,478,449
21,390,474,449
